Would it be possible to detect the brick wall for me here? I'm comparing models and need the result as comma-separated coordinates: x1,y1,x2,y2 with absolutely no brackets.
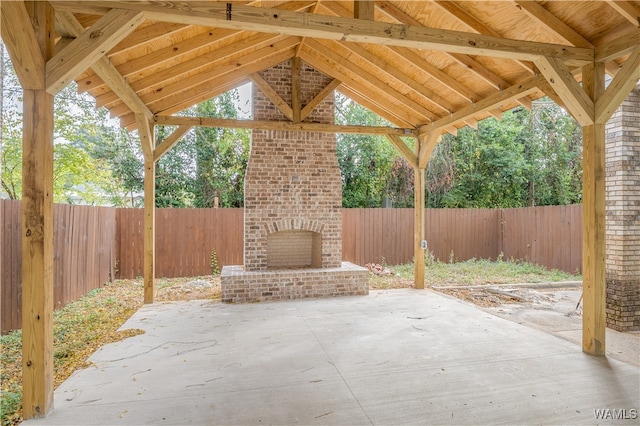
605,85,640,331
244,60,342,270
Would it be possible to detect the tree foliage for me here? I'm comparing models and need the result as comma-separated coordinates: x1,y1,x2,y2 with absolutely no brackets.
335,94,413,207
426,104,582,208
191,91,250,208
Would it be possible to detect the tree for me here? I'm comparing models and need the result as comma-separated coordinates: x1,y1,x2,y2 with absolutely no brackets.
2,43,132,204
192,91,250,208
335,94,411,207
434,110,529,208
525,100,582,206
154,125,197,207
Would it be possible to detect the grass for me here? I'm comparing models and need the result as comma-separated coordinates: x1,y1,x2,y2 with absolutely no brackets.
1,260,580,425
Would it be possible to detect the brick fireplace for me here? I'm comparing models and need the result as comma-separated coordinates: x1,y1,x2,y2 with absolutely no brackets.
221,60,369,303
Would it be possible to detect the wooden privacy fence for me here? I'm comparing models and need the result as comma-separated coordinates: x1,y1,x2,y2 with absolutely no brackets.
1,200,116,333
343,206,581,272
1,201,581,332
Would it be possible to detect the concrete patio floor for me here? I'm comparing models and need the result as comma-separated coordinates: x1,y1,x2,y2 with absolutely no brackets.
25,289,639,425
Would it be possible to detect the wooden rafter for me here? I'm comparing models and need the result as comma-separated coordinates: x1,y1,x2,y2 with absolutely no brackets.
46,9,144,94
298,47,421,126
109,22,187,56
79,2,315,94
514,1,594,49
55,11,153,119
605,0,640,26
305,39,439,121
430,0,535,75
113,28,241,83
373,1,533,109
147,46,296,116
339,41,452,114
94,33,286,107
111,39,299,121
49,1,594,65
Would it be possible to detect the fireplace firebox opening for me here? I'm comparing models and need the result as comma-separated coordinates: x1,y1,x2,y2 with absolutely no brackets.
267,230,321,269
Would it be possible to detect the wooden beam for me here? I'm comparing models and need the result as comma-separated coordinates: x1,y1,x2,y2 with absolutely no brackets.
354,0,375,20
596,46,640,124
292,56,302,123
605,0,640,26
301,78,341,120
581,61,606,356
250,72,294,121
154,115,417,136
46,9,144,94
50,1,595,65
386,135,417,168
535,56,594,126
418,130,442,169
54,11,153,120
20,2,55,419
595,29,640,63
0,2,46,90
136,114,156,304
430,76,540,131
153,125,193,162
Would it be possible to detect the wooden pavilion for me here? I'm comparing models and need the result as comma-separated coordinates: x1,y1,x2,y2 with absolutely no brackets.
1,0,639,419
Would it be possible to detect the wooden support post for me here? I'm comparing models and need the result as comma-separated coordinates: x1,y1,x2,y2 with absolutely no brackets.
137,115,156,304
354,1,375,20
292,56,301,123
20,2,55,419
581,62,606,356
414,137,425,289
143,156,156,304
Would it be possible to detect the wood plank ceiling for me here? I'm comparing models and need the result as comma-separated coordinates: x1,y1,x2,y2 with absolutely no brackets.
41,1,640,134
